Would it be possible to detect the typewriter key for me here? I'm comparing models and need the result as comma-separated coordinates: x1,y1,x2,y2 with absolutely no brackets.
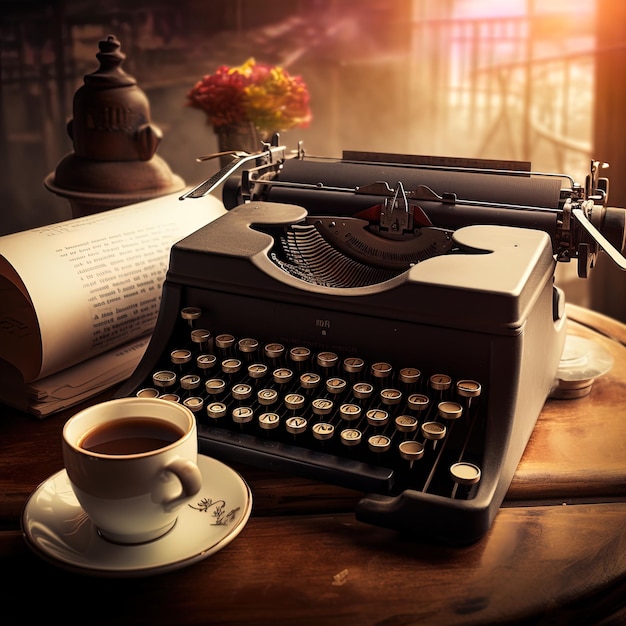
215,333,235,350
456,380,482,398
248,363,268,379
380,388,402,405
206,402,227,420
312,422,334,441
159,393,180,403
438,401,463,420
317,351,339,369
222,358,242,374
285,416,307,435
273,367,293,384
312,398,334,416
343,357,365,375
197,353,217,370
430,374,452,392
399,367,421,385
289,346,311,363
450,462,481,485
257,388,279,406
265,343,285,360
339,403,362,421
407,393,429,411
183,396,204,412
258,412,280,430
232,406,254,425
191,329,212,352
170,349,192,366
152,370,176,388
136,387,159,398
352,382,373,399
180,374,201,390
180,307,201,327
205,378,226,395
238,338,259,354
399,440,425,463
368,434,391,453
371,362,393,379
340,428,362,446
395,414,418,433
366,408,389,427
326,377,347,394
300,372,321,389
284,393,305,411
232,383,252,401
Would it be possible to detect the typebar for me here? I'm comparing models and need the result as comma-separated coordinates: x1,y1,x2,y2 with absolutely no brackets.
131,308,485,500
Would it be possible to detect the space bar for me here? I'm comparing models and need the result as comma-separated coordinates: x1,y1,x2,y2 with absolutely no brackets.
197,426,394,493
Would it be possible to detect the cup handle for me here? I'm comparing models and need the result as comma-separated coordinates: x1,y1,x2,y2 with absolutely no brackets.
162,458,203,512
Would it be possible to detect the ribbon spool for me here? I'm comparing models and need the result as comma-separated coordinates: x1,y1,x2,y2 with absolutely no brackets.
549,334,614,399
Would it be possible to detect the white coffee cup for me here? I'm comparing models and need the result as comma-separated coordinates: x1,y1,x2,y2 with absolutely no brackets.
62,397,203,545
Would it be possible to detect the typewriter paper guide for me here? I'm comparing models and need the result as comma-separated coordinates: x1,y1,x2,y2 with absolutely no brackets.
171,202,558,335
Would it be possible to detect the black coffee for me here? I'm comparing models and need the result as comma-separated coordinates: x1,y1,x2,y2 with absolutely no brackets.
79,417,184,455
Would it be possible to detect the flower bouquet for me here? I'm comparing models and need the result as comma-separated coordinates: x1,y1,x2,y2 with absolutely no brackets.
186,58,312,145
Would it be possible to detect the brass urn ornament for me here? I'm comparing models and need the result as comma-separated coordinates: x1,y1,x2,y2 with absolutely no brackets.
45,35,184,217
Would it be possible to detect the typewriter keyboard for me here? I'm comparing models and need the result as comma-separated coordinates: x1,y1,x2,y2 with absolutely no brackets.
130,307,486,500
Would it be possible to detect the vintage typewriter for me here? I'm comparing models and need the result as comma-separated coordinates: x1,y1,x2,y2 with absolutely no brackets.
116,138,626,545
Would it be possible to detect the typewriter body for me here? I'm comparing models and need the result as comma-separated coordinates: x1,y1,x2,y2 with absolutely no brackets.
117,142,626,545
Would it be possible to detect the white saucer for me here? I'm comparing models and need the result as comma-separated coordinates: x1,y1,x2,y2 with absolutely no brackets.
21,455,252,577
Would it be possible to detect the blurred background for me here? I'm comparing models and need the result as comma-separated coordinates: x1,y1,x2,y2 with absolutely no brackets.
1,0,625,320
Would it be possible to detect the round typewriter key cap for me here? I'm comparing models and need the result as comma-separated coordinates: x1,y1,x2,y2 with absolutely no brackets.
257,388,279,406
300,372,321,389
153,370,176,388
232,406,254,424
205,378,226,395
285,416,307,435
421,421,447,440
438,401,463,420
450,462,481,485
273,367,293,384
368,434,391,453
284,393,305,411
206,401,227,420
197,353,217,370
222,358,242,374
215,333,235,349
343,357,365,374
232,383,253,401
290,346,311,363
317,351,339,369
238,337,259,354
395,414,418,433
159,393,180,403
171,349,192,365
399,440,425,462
180,374,201,390
430,374,452,391
312,422,335,441
191,329,211,346
352,381,374,399
399,367,421,385
371,362,393,378
258,412,280,430
248,363,268,379
136,387,159,398
366,408,389,427
340,428,362,446
183,396,204,412
339,403,362,421
380,388,402,405
326,377,347,394
457,379,482,398
312,398,334,416
181,307,202,323
265,343,285,359
407,393,430,411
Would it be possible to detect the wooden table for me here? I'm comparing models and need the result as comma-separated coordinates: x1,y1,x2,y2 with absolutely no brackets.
1,304,624,625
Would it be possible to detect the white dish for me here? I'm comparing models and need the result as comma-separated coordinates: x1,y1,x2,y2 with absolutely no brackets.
21,454,252,577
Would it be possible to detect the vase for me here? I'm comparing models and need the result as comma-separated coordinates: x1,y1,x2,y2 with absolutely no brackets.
214,122,261,168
